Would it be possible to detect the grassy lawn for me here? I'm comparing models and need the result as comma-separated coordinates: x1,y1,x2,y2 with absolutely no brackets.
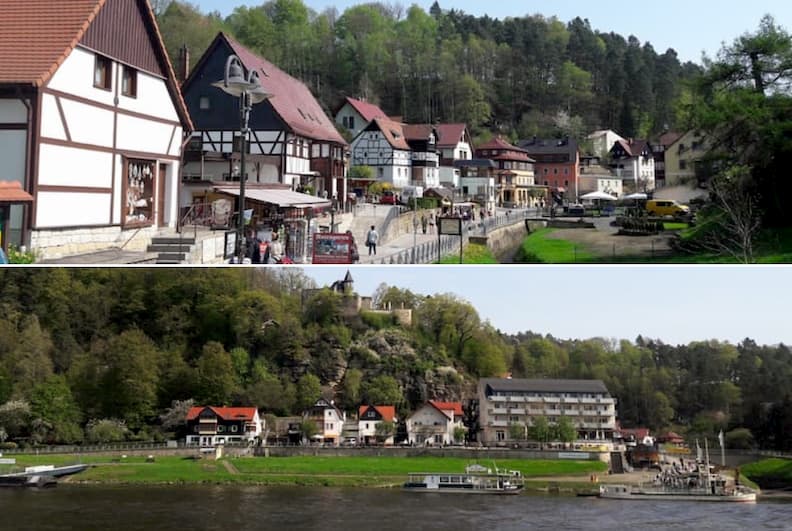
515,229,595,263
437,243,498,264
741,458,792,489
3,454,606,487
663,222,689,231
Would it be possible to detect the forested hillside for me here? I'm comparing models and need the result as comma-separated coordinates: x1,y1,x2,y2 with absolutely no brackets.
154,0,701,141
0,269,790,450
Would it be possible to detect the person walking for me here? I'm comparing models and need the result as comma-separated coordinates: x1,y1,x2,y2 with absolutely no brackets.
421,214,428,234
366,225,379,255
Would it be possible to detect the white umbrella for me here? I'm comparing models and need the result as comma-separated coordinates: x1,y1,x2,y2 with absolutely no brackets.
581,191,617,201
624,193,648,200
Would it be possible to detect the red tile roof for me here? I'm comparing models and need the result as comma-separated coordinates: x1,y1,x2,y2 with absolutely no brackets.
0,0,102,86
476,137,534,163
223,34,346,145
345,97,386,123
402,124,434,142
367,117,410,151
429,400,464,418
186,406,258,422
614,139,650,158
0,0,192,131
0,182,34,203
435,124,468,148
359,405,396,422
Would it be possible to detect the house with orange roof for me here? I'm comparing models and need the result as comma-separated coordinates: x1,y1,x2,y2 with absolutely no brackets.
406,400,466,446
185,406,262,446
334,96,387,139
181,33,348,204
0,0,192,259
358,405,397,445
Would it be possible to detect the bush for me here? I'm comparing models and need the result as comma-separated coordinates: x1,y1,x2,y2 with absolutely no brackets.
85,418,129,443
0,441,18,450
360,311,398,329
7,245,36,264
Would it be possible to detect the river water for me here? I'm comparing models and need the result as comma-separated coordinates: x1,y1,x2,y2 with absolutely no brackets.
1,486,790,530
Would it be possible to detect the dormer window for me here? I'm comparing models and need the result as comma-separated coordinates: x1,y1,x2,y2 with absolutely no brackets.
94,55,112,90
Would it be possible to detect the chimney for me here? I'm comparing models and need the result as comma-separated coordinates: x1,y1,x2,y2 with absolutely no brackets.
178,44,190,83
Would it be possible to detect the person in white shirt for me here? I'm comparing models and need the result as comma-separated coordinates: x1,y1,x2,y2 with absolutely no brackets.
366,225,379,255
269,232,284,264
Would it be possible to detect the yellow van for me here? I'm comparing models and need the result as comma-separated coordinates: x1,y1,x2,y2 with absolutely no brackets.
646,199,690,218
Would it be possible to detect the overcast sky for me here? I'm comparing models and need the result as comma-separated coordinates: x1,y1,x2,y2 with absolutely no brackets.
303,266,791,346
192,0,792,64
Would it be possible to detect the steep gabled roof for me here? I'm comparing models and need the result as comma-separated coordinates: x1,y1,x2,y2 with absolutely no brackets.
476,137,535,163
0,0,192,131
359,405,396,422
613,139,651,158
402,124,435,142
519,137,579,158
428,400,464,419
361,117,410,151
344,97,386,123
217,33,346,145
186,406,258,422
436,123,469,148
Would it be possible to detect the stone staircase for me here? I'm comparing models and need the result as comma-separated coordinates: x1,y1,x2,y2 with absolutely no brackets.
147,235,196,264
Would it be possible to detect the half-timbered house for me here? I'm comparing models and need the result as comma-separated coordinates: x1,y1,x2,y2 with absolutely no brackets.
403,124,440,190
350,118,412,189
436,123,473,189
610,138,656,193
0,0,192,259
334,96,386,139
181,33,348,204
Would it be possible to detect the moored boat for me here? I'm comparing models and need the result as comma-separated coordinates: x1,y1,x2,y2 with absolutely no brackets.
403,464,524,495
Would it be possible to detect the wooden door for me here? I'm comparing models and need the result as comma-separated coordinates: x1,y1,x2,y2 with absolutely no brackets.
157,163,167,226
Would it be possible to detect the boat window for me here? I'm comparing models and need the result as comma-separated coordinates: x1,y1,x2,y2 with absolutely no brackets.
440,476,449,483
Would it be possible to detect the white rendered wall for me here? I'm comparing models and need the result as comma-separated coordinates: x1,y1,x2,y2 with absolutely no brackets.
47,47,116,108
38,144,113,188
40,95,67,140
117,70,179,123
57,98,114,148
36,191,111,227
116,113,175,154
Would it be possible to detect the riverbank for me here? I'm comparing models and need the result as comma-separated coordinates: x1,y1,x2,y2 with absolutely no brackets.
6,454,608,491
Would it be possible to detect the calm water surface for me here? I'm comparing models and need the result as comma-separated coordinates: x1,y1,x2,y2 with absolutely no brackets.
1,486,791,531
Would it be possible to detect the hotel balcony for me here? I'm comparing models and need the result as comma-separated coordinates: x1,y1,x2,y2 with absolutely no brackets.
489,396,507,403
493,408,509,415
561,397,580,404
545,409,562,415
509,408,526,415
542,396,561,403
597,397,616,405
528,409,545,415
490,420,509,428
580,398,596,404
507,396,526,403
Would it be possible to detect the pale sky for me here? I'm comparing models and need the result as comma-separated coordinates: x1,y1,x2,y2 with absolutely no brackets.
192,0,792,64
304,266,792,346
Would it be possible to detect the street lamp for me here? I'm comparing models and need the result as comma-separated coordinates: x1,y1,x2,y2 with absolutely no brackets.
212,55,272,263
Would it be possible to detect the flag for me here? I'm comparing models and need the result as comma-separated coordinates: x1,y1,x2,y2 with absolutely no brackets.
718,430,725,449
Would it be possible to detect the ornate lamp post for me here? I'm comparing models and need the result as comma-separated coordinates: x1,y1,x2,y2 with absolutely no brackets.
212,55,272,263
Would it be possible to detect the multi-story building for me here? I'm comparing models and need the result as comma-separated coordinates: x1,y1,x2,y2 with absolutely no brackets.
350,117,412,189
181,33,347,201
334,96,387,139
436,123,473,189
651,131,683,189
475,137,538,208
477,378,617,445
520,137,581,202
406,401,465,446
579,156,623,198
358,405,397,445
0,0,192,259
304,398,346,446
453,159,497,213
185,406,262,446
403,125,440,189
610,139,656,193
664,130,710,187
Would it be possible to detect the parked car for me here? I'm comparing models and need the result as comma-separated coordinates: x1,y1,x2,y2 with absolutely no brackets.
567,203,585,216
646,199,690,218
380,191,396,205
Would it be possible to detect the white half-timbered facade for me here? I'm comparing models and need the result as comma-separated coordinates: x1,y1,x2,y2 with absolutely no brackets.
436,123,473,188
0,0,192,259
350,118,412,189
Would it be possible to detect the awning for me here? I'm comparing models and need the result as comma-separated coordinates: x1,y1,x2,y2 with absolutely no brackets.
215,187,332,208
0,181,34,203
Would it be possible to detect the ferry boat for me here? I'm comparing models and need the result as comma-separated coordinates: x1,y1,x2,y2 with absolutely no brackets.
403,464,524,495
599,461,757,503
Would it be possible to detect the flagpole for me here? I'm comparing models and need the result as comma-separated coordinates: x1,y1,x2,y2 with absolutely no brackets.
719,430,725,467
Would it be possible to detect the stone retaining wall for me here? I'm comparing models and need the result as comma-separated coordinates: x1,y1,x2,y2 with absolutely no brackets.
31,225,157,260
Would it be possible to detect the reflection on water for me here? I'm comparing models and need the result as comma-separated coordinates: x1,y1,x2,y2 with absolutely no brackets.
0,486,790,531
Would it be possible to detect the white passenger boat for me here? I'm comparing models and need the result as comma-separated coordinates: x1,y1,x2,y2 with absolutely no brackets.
403,464,524,495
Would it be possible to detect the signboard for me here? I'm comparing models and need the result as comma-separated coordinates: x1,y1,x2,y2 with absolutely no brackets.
312,233,355,264
438,217,462,236
223,231,237,259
